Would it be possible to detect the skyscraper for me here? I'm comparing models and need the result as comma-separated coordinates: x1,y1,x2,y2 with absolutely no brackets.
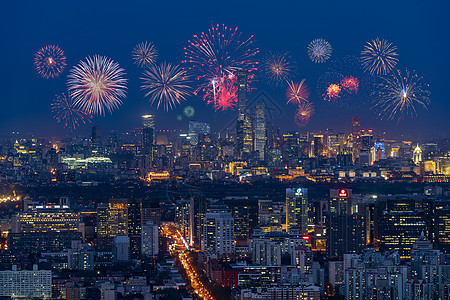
202,209,235,258
351,117,361,159
254,102,266,161
142,115,155,155
236,70,253,157
286,187,308,235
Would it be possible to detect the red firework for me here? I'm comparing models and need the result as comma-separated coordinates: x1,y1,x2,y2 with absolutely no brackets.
210,75,238,111
295,102,315,127
34,45,67,79
341,76,359,93
183,24,259,110
324,83,342,101
286,79,309,105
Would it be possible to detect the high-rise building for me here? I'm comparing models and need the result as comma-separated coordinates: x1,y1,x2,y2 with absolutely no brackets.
142,114,155,155
312,135,324,157
141,221,159,257
0,265,51,298
254,102,266,161
189,195,207,248
223,196,258,247
128,199,142,258
326,213,366,257
108,199,128,237
286,188,308,235
329,188,353,215
91,125,102,150
202,209,235,257
352,117,361,158
113,235,130,262
236,70,253,157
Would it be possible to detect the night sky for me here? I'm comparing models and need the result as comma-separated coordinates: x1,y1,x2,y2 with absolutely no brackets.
1,0,449,138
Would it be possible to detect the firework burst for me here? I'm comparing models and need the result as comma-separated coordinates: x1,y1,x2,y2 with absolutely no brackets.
52,93,92,131
211,74,238,111
141,62,192,111
307,38,332,63
372,68,430,121
183,106,195,118
361,38,399,75
324,83,342,101
132,41,158,68
286,79,309,105
295,102,315,127
33,45,67,79
67,55,127,115
183,24,259,109
341,76,359,93
260,51,295,86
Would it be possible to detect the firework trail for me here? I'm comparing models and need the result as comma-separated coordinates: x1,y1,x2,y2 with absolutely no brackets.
295,102,315,127
260,51,296,86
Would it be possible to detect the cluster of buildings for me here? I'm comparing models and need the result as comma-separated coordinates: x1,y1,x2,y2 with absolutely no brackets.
0,72,449,299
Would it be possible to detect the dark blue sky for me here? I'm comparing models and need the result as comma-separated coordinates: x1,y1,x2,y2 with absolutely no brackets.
1,0,449,138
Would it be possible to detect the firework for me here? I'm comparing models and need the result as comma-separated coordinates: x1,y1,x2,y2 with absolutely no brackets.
307,38,332,63
67,55,127,115
52,93,92,131
141,62,192,111
361,38,399,75
183,106,195,118
33,45,67,79
286,79,309,105
260,52,295,86
177,115,183,121
211,74,238,111
372,68,430,120
183,24,259,108
324,83,342,101
295,102,315,127
341,76,359,93
132,41,158,68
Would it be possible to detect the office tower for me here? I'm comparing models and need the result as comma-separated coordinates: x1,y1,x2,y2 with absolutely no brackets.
113,235,130,262
223,196,258,247
313,135,324,157
377,197,426,260
326,213,366,257
254,102,266,161
91,125,102,148
141,221,159,257
236,70,251,157
108,199,128,237
0,265,51,298
425,199,450,254
237,70,248,121
266,121,280,149
258,199,273,226
329,188,353,215
96,204,109,238
128,199,142,258
286,187,308,235
374,141,385,161
189,195,207,248
188,121,211,146
202,209,235,257
352,117,361,158
142,114,155,155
